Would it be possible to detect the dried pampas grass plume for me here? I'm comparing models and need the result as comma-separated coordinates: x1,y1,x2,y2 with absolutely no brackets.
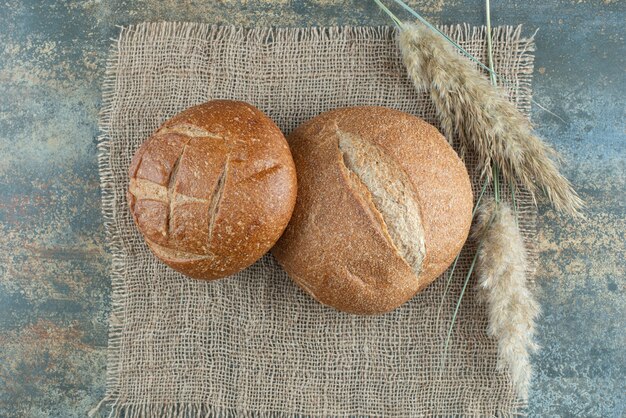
474,197,540,400
398,23,584,217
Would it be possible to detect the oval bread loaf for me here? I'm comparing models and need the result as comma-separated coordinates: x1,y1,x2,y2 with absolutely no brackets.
272,106,473,314
128,100,297,280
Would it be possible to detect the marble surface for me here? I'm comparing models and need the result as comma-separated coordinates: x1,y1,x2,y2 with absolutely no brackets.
0,1,623,416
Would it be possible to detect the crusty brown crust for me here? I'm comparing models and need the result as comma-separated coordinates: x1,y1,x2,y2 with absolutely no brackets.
271,106,473,314
128,100,297,280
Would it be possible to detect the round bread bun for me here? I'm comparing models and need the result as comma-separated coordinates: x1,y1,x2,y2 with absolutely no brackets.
272,106,473,314
128,100,297,280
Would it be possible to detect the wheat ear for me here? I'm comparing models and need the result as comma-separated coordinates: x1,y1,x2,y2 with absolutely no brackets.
474,198,540,399
398,24,583,217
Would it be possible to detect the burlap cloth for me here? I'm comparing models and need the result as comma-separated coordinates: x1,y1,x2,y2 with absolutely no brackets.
97,23,537,417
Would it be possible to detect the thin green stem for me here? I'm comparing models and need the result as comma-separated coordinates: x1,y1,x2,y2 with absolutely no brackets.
372,0,403,28
485,0,497,86
473,179,489,217
511,180,519,226
437,257,459,323
440,206,498,373
440,243,480,371
486,4,504,208
436,178,489,323
485,0,517,219
493,163,500,204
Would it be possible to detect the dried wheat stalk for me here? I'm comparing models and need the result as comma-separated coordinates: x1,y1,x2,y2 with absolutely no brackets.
398,23,583,217
474,197,540,399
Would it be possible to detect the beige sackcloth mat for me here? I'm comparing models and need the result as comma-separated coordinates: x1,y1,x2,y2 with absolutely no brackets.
96,23,537,417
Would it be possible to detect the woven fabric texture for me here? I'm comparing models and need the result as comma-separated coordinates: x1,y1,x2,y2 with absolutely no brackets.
97,23,537,417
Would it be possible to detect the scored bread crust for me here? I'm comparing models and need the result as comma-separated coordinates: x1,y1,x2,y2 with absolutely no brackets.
128,100,297,280
271,106,473,314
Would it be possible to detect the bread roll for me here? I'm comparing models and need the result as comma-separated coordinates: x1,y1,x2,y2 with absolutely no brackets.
128,100,297,280
272,106,473,314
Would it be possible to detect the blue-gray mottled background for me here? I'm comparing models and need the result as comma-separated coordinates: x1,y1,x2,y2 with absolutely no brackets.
0,1,623,417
